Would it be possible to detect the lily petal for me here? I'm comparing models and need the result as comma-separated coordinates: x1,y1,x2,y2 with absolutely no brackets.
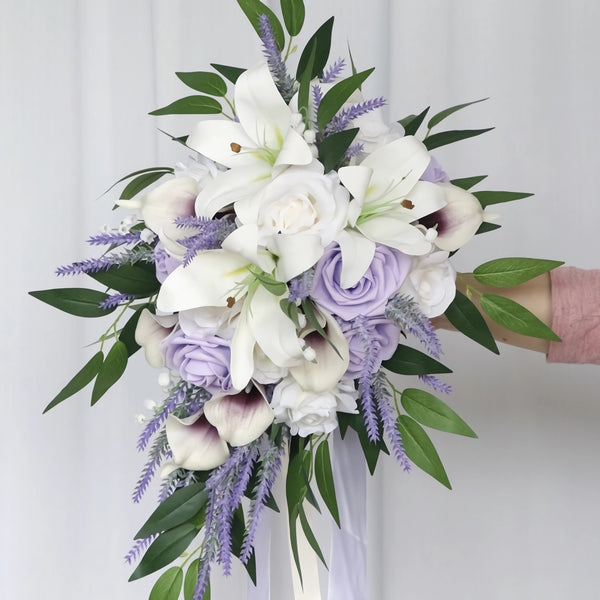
204,385,273,447
336,229,376,288
270,232,325,282
338,164,373,202
358,215,432,256
222,225,277,273
165,411,230,470
229,305,256,392
273,128,314,169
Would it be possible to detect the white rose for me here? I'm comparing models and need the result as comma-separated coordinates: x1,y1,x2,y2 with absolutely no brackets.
351,109,404,158
271,377,358,437
400,250,456,318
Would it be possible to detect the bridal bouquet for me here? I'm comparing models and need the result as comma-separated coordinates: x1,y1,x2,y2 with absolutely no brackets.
31,1,562,598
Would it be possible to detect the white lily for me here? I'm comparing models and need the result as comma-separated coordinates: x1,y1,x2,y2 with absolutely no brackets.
337,136,447,285
188,62,314,218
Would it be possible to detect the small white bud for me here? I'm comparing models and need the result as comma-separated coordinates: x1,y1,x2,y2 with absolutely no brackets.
290,112,303,129
297,314,307,329
303,346,316,362
158,370,171,388
303,129,316,144
140,228,156,244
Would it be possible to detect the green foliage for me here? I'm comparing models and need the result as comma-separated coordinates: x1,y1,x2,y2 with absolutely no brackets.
296,17,334,80
473,190,534,208
91,341,128,405
183,559,201,600
237,0,285,51
383,344,452,376
230,507,257,584
480,294,561,341
298,505,327,566
445,290,499,354
400,388,477,438
176,72,228,96
473,257,564,287
42,351,104,413
427,98,488,130
281,0,305,36
88,262,160,297
149,96,222,116
475,222,502,235
149,567,183,600
29,288,116,318
396,416,451,489
102,166,174,197
423,128,494,151
314,440,340,527
120,171,171,200
119,305,148,356
317,69,374,130
297,40,316,126
450,175,487,190
210,63,246,84
319,128,359,172
338,412,389,475
398,106,430,136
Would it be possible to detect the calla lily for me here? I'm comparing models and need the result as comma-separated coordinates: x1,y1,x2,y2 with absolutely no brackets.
203,385,273,447
338,136,446,268
419,183,484,251
165,411,230,470
134,309,177,368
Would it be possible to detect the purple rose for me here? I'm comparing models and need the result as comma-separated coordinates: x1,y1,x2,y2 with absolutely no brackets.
154,243,182,284
161,328,232,394
420,155,449,184
340,317,401,377
310,243,411,320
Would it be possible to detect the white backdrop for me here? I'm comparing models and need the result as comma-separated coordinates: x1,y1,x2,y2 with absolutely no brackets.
3,1,600,598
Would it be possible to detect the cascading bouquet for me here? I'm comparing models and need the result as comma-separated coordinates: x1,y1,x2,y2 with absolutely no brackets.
31,1,563,598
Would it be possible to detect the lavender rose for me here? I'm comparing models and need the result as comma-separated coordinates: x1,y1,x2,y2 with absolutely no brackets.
340,317,401,377
310,243,411,320
161,329,232,394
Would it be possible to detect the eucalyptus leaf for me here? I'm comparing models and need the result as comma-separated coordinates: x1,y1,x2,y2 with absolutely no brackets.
473,190,534,208
176,71,227,96
183,559,201,600
314,440,340,527
149,567,183,600
423,128,494,151
237,0,285,51
382,344,452,375
296,17,334,80
88,262,160,297
445,290,499,354
120,171,170,200
319,128,359,173
401,388,477,438
398,106,430,136
317,68,375,130
427,98,488,130
396,415,451,489
473,257,564,287
29,288,116,318
91,341,128,405
129,522,199,581
135,482,208,539
210,63,246,84
149,95,222,116
43,351,104,413
480,294,561,341
281,0,305,36
450,175,487,190
299,506,327,567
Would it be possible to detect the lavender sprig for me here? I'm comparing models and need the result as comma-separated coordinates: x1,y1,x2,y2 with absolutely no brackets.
56,245,155,276
419,374,452,395
288,269,314,303
324,97,387,135
176,218,236,266
258,15,295,102
132,429,171,503
321,58,346,83
99,293,134,310
124,535,157,566
87,231,141,246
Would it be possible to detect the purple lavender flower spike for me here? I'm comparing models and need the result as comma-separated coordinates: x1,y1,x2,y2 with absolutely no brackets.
288,269,314,303
321,58,346,83
99,293,134,310
345,142,365,160
175,217,236,266
87,231,141,246
419,374,452,395
258,14,294,101
124,535,157,565
324,97,387,135
132,431,172,503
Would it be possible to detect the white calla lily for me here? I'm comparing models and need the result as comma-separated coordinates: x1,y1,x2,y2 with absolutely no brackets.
134,309,177,368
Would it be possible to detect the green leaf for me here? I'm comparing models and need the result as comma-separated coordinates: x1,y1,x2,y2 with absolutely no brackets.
176,71,227,96
396,415,451,489
253,271,287,296
475,222,501,235
398,106,430,136
427,98,488,130
423,128,494,151
298,506,327,567
318,128,359,173
149,95,222,116
480,294,561,341
88,262,160,297
338,413,388,475
301,299,342,359
102,166,174,197
281,0,305,36
91,341,128,405
296,17,334,81
314,440,340,527
383,344,452,376
183,559,201,600
450,175,487,190
135,482,208,539
149,567,184,600
119,305,149,356
237,0,285,50
473,190,534,208
280,298,301,329
210,63,246,84
129,523,199,581
120,171,170,200
29,288,116,318
400,388,477,438
473,257,564,287
317,69,375,130
230,506,257,584
43,352,104,413
297,40,316,127
445,290,499,354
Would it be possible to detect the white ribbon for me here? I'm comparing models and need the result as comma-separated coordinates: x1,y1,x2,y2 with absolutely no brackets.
327,430,368,600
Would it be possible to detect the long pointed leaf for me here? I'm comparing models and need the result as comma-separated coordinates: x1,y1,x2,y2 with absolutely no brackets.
237,0,285,51
319,128,358,173
398,106,430,136
176,72,227,96
473,257,564,287
427,98,488,130
149,567,184,600
296,17,334,80
281,0,305,37
298,506,327,567
423,128,494,151
210,63,246,84
383,344,452,375
120,171,170,200
29,288,115,318
473,190,533,208
314,440,340,527
91,341,128,405
149,95,222,116
450,175,487,190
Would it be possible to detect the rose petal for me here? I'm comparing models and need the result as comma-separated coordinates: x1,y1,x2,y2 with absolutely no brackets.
165,411,230,470
204,386,273,447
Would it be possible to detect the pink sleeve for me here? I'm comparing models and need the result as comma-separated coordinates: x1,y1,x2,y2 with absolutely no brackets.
547,266,600,364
